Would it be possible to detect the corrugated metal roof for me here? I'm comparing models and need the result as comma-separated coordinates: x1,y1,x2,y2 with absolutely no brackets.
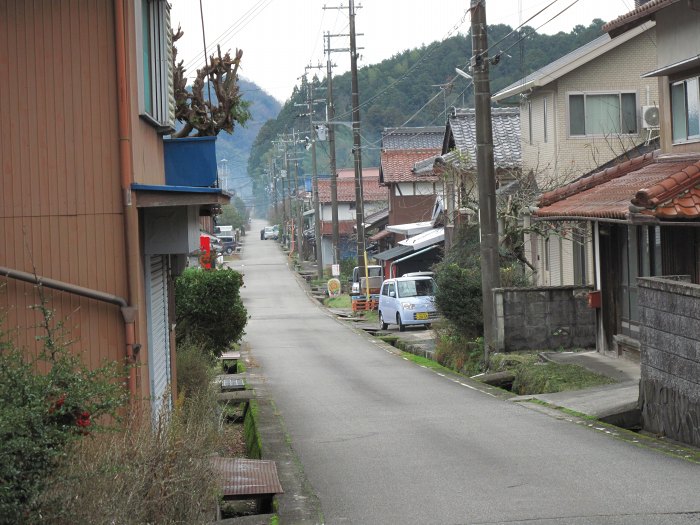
212,458,283,498
373,244,413,261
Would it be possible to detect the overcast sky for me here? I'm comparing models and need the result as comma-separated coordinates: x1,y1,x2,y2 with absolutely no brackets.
170,0,637,103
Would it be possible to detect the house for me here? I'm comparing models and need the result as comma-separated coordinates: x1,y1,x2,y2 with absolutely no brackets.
379,127,445,240
532,0,700,446
493,22,658,287
413,108,521,246
316,168,386,264
0,0,228,417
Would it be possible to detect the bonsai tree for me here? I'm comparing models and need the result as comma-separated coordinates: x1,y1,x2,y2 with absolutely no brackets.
172,27,251,138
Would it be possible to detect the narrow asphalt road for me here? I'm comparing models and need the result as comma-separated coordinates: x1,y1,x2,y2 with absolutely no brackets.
234,220,700,525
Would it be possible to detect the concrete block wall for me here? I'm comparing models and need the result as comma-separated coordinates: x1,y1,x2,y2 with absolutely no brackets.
494,286,595,352
638,277,700,447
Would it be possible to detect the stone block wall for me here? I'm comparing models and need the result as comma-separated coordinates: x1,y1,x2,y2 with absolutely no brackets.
638,277,700,447
494,286,595,352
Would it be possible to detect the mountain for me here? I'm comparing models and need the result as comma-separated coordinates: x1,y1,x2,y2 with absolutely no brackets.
214,78,281,201
246,20,607,210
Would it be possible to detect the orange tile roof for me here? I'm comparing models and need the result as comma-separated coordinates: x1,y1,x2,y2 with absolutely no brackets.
380,148,441,184
633,159,700,219
317,175,387,203
539,150,659,208
536,155,700,221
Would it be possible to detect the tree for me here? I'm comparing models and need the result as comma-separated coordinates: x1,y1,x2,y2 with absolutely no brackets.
171,28,251,138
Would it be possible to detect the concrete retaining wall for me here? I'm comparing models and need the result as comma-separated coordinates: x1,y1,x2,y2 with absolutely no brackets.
494,286,595,352
638,277,700,447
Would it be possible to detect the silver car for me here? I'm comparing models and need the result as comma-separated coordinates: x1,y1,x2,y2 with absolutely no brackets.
378,275,439,331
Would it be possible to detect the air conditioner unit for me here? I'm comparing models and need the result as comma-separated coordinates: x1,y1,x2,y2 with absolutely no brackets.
642,105,660,129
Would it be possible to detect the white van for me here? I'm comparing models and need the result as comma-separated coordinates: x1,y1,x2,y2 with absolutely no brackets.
378,275,439,331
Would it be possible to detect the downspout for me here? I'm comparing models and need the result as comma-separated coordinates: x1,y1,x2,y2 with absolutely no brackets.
0,267,139,375
115,0,140,401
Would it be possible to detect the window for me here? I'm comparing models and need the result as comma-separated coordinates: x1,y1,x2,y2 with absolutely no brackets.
139,0,174,131
671,76,700,142
568,92,637,136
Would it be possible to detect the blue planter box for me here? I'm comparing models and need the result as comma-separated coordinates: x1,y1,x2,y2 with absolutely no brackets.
164,136,217,187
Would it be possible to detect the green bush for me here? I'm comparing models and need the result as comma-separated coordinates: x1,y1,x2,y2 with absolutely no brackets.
0,300,127,523
435,326,485,375
175,268,248,355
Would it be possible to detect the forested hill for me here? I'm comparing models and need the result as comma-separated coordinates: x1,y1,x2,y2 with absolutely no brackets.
247,19,607,205
214,78,281,200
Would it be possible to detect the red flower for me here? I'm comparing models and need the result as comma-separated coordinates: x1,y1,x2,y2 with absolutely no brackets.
76,411,91,428
48,393,66,415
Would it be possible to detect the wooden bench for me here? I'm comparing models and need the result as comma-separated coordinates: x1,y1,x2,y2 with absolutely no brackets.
212,457,283,514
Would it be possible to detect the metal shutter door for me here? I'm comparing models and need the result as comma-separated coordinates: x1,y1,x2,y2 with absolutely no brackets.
147,255,171,418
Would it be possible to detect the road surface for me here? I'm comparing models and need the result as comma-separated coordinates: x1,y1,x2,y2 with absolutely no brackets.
235,220,700,525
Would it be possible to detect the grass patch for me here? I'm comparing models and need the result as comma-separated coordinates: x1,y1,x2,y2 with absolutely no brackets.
359,310,378,323
402,352,458,375
489,352,616,395
244,400,262,459
324,294,351,308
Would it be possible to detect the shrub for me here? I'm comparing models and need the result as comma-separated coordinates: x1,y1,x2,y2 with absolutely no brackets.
0,296,127,523
176,338,218,398
38,391,222,524
434,326,485,376
175,267,248,355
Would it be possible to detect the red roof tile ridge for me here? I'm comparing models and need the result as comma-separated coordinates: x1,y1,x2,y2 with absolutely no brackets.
603,0,677,33
538,150,660,208
632,159,700,209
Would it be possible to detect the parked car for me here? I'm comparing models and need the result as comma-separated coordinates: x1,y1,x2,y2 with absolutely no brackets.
218,235,237,255
263,226,278,240
378,275,439,331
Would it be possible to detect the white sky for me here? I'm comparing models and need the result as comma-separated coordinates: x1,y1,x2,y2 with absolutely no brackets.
170,0,637,103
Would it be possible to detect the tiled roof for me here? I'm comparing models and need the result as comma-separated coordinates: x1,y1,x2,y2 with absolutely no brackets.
445,108,521,170
381,127,445,150
380,148,441,184
633,158,700,219
317,175,387,203
539,150,659,207
535,154,700,221
603,0,677,37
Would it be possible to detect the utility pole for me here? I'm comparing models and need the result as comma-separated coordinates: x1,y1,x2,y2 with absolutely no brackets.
304,71,324,278
293,130,304,260
324,31,341,266
348,0,365,269
470,0,500,363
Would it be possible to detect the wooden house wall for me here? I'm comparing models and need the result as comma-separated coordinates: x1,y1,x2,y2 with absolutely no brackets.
0,0,127,368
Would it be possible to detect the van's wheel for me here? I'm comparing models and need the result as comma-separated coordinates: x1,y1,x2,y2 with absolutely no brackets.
224,247,234,255
397,313,405,332
424,323,432,330
378,311,388,330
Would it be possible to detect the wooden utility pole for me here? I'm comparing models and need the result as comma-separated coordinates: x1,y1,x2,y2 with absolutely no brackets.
325,31,340,265
348,0,366,269
306,77,324,278
470,0,500,363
